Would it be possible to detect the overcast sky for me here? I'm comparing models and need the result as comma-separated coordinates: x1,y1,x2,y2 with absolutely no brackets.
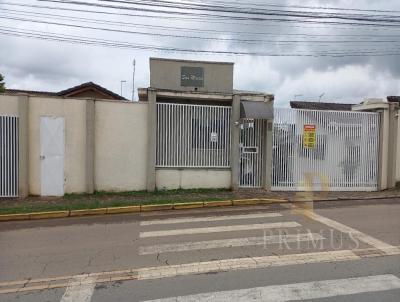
1,0,400,106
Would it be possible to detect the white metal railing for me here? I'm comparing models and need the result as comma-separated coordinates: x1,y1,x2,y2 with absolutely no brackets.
272,108,380,191
156,103,231,168
0,115,19,197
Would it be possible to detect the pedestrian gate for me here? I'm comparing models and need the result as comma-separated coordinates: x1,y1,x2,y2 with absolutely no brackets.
272,108,380,191
239,119,265,188
0,115,18,197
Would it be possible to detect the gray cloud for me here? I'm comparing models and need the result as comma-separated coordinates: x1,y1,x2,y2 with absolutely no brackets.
1,0,400,103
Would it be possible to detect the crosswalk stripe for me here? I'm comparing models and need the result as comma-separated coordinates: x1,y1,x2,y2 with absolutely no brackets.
140,206,271,217
302,210,394,252
139,221,301,238
141,274,400,301
139,233,324,255
138,250,359,280
60,275,96,302
5,247,400,294
140,212,282,226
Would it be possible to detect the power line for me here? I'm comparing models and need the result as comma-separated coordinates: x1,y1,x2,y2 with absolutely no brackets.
1,25,400,57
3,1,400,32
103,0,400,21
37,0,400,27
5,7,400,39
3,14,400,45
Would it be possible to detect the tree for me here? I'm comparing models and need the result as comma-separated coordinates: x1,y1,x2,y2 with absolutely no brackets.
0,73,5,93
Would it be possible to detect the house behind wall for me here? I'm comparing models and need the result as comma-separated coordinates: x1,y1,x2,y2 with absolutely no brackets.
0,58,275,197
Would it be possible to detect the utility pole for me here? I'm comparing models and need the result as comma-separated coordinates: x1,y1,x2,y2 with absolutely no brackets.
318,93,325,103
132,59,136,102
120,80,126,98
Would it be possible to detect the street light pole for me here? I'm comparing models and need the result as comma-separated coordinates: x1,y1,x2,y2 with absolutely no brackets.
120,80,126,98
132,59,136,102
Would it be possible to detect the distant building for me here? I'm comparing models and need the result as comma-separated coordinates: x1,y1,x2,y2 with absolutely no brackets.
5,82,126,101
290,101,355,111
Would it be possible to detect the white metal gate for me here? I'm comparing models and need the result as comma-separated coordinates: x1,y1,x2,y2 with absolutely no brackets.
272,108,380,191
239,119,265,188
0,115,18,197
156,103,231,168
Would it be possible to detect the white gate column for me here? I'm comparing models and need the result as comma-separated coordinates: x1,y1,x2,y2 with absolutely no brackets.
353,99,399,190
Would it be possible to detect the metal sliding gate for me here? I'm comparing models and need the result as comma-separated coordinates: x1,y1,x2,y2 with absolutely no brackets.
156,103,231,168
239,119,265,188
0,115,19,197
272,108,380,191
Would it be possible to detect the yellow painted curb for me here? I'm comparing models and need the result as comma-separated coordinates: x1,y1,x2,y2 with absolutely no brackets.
106,206,140,214
0,197,293,222
29,211,70,220
173,202,204,210
203,200,233,207
140,204,174,212
256,198,288,204
0,213,31,222
232,199,262,206
69,208,108,217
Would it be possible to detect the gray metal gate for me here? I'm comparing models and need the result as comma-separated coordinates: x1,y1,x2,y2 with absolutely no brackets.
272,108,380,191
239,119,265,188
0,115,19,197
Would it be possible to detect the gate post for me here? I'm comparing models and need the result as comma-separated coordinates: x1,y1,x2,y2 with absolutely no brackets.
353,99,399,190
230,94,241,190
17,94,29,198
146,88,157,192
263,120,273,191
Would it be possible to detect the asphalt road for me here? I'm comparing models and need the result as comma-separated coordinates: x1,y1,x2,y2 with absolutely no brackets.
0,197,399,301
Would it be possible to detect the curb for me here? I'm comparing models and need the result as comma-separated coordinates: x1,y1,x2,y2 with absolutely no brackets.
0,194,398,222
0,198,284,222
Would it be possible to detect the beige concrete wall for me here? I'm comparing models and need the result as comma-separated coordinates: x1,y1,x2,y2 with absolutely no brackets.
28,97,88,195
150,58,234,94
0,94,20,115
156,169,231,190
95,101,148,192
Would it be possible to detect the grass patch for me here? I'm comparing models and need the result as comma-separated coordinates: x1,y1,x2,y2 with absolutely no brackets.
0,189,231,215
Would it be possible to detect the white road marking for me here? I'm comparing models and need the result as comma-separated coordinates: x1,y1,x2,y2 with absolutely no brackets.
4,247,400,294
139,233,324,255
137,250,360,280
139,221,301,238
140,212,282,226
141,274,400,302
302,210,395,252
140,206,271,217
60,275,96,302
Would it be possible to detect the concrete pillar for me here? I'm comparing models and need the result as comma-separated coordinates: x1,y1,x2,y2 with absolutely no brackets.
397,108,400,184
388,103,398,188
85,99,95,194
146,89,157,192
378,110,389,190
17,94,29,197
264,120,273,191
353,100,399,190
230,94,241,190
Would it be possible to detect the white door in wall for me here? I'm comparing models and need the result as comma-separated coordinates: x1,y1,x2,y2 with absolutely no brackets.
40,116,65,196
